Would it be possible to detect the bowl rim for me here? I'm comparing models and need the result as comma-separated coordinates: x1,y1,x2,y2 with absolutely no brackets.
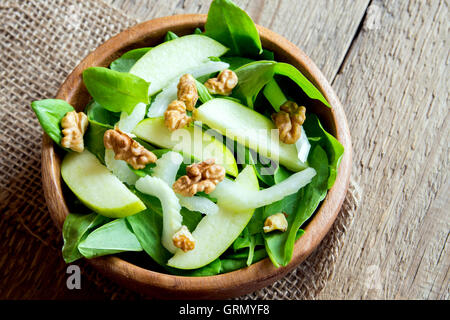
41,14,352,299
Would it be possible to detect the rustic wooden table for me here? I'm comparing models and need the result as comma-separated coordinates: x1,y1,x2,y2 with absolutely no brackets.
101,0,449,299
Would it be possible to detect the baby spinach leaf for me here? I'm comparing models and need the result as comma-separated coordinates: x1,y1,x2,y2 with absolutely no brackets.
110,47,152,73
164,31,179,42
204,0,262,57
274,62,330,108
62,212,110,263
219,56,254,70
86,100,120,128
282,146,329,265
78,218,143,259
303,114,344,188
264,145,329,267
232,61,276,108
30,99,74,145
168,259,222,277
195,79,214,103
82,67,150,114
84,121,109,164
126,209,172,266
220,248,267,273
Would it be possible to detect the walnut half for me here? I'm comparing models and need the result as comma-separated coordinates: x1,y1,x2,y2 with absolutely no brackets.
103,128,157,169
263,213,288,233
271,101,306,144
164,100,192,131
172,225,195,252
204,69,238,95
172,159,225,197
61,111,89,152
177,74,198,111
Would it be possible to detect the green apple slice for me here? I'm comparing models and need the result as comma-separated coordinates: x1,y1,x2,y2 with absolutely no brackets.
194,98,308,171
61,150,146,218
130,35,228,95
132,117,238,176
167,165,258,269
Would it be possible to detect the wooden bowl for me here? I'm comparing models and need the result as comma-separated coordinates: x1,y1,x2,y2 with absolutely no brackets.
41,14,352,299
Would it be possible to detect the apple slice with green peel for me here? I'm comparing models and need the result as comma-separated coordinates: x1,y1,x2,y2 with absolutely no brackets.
133,117,238,176
194,98,308,172
167,165,258,269
61,150,146,218
130,35,228,96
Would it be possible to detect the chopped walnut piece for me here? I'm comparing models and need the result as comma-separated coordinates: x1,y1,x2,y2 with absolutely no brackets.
61,111,89,152
263,213,288,233
172,225,195,252
103,128,157,169
271,101,306,144
164,100,192,131
177,74,198,111
172,159,225,197
204,69,238,95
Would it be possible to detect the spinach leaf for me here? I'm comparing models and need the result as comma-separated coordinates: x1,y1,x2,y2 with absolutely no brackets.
82,67,150,114
169,259,222,277
30,99,74,145
195,79,214,103
204,0,262,57
264,145,329,267
164,31,179,42
219,56,254,70
303,114,344,188
220,248,267,273
62,212,110,263
126,209,172,266
84,121,109,164
86,100,120,128
274,62,330,108
232,61,276,108
78,218,143,259
110,47,151,73
194,27,203,34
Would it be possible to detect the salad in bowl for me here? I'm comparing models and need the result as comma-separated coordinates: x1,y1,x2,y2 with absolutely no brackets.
32,0,344,277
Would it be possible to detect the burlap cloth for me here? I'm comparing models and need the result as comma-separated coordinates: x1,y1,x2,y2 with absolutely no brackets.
0,0,360,300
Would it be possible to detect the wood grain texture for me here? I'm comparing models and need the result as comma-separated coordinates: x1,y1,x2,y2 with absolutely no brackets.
317,0,449,299
99,0,447,299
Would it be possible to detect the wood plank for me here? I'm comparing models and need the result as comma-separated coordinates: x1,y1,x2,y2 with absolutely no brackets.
317,0,449,299
103,0,370,80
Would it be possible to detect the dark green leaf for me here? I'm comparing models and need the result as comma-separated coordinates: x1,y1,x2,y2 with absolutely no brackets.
30,99,74,145
204,0,262,57
84,121,109,164
168,259,222,276
195,79,214,103
220,248,267,273
78,218,143,259
264,145,329,267
110,47,151,73
62,212,110,263
86,100,120,127
232,60,276,108
164,31,179,42
273,62,330,107
126,209,172,266
303,114,344,188
194,27,203,35
82,67,150,114
219,56,254,70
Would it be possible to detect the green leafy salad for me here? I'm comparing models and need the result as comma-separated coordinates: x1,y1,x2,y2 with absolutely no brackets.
31,0,344,275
